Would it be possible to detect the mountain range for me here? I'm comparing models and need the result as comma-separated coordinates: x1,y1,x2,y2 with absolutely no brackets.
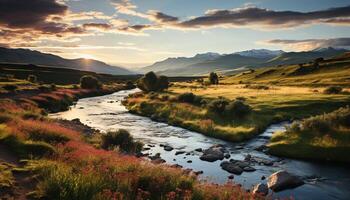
0,47,348,77
0,47,133,75
141,48,348,76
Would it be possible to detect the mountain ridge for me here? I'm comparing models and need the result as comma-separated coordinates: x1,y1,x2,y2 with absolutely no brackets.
141,48,348,76
0,47,134,75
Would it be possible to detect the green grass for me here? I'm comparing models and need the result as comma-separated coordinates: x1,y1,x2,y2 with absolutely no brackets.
268,107,350,163
125,84,350,142
223,57,350,87
0,162,15,190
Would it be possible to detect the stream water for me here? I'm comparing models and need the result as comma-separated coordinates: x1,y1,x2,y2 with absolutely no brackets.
50,89,350,200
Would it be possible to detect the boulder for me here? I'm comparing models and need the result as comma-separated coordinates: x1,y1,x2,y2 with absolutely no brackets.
267,170,304,192
164,146,174,151
243,166,256,172
200,145,225,162
252,183,268,196
195,148,203,152
220,161,243,175
175,150,186,155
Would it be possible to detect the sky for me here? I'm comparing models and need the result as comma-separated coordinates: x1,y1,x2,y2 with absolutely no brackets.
0,0,350,69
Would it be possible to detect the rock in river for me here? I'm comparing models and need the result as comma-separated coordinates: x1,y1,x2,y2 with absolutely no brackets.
252,183,268,196
175,150,186,155
200,145,225,162
267,170,304,192
220,161,243,175
164,146,174,151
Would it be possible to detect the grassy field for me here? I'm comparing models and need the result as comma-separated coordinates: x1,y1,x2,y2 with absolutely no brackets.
125,82,350,142
0,87,258,200
223,53,350,87
268,106,350,163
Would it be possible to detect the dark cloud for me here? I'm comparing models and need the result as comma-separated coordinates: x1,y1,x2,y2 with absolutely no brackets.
0,0,67,28
265,38,350,50
177,6,350,28
83,23,112,30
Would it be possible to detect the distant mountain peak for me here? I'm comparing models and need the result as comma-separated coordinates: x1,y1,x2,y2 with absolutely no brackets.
312,46,347,52
194,52,221,59
234,49,284,58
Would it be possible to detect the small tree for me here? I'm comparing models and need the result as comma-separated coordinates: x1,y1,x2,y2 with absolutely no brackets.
137,71,169,92
27,75,37,83
80,75,101,89
209,72,219,85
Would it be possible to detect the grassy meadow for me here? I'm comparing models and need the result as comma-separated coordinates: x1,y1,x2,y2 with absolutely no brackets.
0,66,260,200
124,55,350,163
268,106,350,163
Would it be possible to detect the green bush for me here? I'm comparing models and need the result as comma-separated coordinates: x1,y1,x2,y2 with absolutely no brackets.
178,93,195,103
207,98,229,114
80,75,101,89
225,100,252,118
2,84,17,92
28,75,37,83
101,129,143,153
137,72,169,92
324,86,342,94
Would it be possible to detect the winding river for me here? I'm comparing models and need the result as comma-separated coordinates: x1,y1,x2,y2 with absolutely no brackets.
50,89,350,200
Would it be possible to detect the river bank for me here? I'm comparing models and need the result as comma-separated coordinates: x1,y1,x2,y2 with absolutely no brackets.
51,89,350,200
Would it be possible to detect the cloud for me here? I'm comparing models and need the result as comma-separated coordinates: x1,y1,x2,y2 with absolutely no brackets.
176,5,350,29
147,10,179,23
110,0,148,18
83,23,112,30
263,38,350,51
109,4,350,34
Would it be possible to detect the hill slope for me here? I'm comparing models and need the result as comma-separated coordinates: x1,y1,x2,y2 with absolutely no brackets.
0,47,133,75
223,52,350,87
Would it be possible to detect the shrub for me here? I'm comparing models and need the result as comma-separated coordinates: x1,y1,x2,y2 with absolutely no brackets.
80,75,101,89
209,72,219,85
38,85,51,92
324,86,342,94
50,84,57,91
137,72,169,92
125,81,135,89
225,100,252,118
207,98,229,114
178,93,195,103
101,129,143,153
28,75,37,83
2,84,17,92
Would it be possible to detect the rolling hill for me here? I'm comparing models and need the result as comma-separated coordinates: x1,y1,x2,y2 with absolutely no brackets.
223,52,350,87
0,47,134,75
141,48,348,76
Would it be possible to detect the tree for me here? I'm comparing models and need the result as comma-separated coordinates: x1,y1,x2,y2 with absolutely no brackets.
80,75,101,89
137,71,169,92
209,72,219,85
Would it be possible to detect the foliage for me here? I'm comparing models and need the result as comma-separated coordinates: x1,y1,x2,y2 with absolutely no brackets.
207,98,229,114
209,72,219,85
101,129,143,153
178,92,195,103
137,72,169,92
225,100,252,118
28,74,37,83
80,75,101,89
